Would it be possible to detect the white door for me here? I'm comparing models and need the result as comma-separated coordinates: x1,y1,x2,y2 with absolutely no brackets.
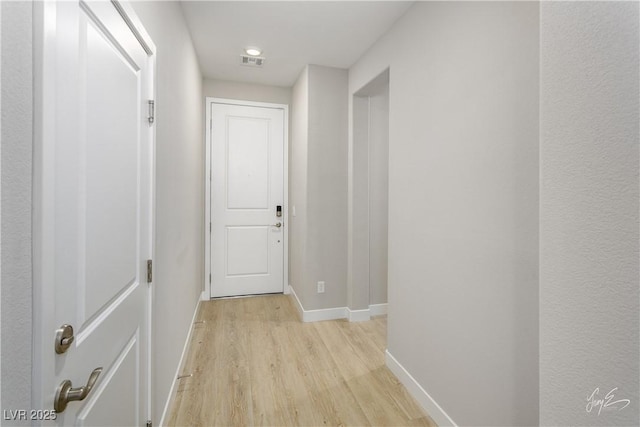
34,2,154,425
210,101,285,298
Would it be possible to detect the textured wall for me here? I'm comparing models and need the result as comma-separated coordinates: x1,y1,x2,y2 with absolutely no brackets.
130,2,204,423
351,76,390,309
305,65,349,310
349,2,539,425
368,87,389,306
0,0,3,411
1,1,33,418
540,2,639,425
203,79,291,106
290,66,309,307
290,65,349,311
351,94,372,310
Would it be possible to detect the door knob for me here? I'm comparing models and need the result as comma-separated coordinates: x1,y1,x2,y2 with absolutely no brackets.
55,324,75,354
54,367,103,412
272,222,282,228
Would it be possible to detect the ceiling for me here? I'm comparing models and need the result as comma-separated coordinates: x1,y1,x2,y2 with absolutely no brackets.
180,1,413,87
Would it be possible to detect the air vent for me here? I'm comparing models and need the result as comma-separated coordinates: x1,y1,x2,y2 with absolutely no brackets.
240,55,265,67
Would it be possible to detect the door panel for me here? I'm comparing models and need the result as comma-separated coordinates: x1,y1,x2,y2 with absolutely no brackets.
37,1,154,425
226,226,270,276
76,334,139,427
211,103,284,297
227,117,270,209
84,11,140,320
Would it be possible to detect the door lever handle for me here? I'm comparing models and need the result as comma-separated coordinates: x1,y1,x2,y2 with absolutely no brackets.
271,222,282,228
54,367,103,412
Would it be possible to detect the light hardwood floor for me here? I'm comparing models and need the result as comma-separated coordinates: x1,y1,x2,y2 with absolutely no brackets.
167,294,437,427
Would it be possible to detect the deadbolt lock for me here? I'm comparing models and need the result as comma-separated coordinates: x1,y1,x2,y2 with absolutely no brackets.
55,324,75,354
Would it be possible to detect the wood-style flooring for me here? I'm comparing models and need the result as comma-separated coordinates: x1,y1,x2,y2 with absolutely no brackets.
167,294,436,427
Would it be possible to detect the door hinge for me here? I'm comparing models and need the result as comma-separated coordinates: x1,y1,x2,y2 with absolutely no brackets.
146,420,152,427
147,260,153,283
148,100,155,124
209,274,211,284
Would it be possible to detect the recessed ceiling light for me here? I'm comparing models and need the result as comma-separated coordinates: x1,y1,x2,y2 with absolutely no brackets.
245,47,262,57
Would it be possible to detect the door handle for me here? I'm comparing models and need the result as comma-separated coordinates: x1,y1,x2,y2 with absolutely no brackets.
54,367,103,412
272,222,282,228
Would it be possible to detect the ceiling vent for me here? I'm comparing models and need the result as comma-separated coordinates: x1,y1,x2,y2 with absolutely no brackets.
240,55,265,67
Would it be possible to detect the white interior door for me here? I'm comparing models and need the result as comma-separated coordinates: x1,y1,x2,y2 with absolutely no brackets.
35,2,154,425
210,101,285,298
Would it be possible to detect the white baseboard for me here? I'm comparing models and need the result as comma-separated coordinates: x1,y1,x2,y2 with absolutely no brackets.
385,350,457,427
288,285,305,321
289,285,347,322
369,303,388,316
304,306,348,322
200,290,209,301
159,299,201,427
289,286,388,323
347,308,371,322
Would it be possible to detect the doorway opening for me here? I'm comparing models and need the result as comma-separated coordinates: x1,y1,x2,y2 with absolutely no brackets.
351,69,390,318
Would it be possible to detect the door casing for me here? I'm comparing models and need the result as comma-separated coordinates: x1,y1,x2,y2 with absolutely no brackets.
204,98,289,300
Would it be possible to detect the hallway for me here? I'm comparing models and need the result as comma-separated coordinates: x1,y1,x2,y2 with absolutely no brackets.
167,295,436,426
2,2,638,425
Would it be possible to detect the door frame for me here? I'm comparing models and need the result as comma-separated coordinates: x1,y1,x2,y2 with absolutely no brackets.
204,97,289,300
32,0,156,420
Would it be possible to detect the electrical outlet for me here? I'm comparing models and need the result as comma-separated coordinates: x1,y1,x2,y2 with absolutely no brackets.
317,281,325,294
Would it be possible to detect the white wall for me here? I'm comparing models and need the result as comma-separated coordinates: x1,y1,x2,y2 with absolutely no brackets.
368,88,389,306
540,2,639,425
290,67,309,305
203,79,290,106
1,1,33,419
306,65,348,310
349,2,539,425
0,1,3,413
130,2,204,423
290,65,348,311
352,72,389,307
351,95,372,310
